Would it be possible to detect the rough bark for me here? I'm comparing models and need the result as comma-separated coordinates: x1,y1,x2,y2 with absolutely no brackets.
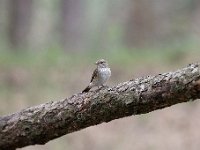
1,63,200,150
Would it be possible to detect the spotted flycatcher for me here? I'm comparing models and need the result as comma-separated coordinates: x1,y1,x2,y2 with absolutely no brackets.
82,59,111,92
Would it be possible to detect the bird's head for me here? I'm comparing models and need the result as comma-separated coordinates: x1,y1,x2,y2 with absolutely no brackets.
95,59,108,68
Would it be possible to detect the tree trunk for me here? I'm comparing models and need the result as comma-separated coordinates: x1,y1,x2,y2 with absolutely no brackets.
60,0,85,52
125,0,156,48
8,0,33,49
1,63,200,149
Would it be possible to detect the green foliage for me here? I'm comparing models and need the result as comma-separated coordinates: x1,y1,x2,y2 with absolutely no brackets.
0,42,200,115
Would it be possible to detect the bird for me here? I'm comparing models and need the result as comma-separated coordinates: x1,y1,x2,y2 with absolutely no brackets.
82,59,111,93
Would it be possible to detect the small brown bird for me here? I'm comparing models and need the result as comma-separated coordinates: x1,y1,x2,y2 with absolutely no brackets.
82,59,111,92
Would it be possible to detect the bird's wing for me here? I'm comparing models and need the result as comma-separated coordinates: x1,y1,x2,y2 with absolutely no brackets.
90,68,98,82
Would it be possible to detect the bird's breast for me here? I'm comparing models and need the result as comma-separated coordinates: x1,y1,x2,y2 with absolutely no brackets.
98,68,111,83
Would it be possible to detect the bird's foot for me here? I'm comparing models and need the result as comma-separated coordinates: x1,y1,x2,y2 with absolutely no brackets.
101,84,109,88
96,85,109,91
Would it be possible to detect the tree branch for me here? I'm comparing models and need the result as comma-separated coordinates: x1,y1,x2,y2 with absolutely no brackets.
1,63,200,150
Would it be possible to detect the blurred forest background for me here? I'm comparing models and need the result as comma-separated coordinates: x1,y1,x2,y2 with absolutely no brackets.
1,0,200,150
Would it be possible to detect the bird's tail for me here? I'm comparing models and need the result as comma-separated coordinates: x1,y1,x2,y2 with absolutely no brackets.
82,86,91,93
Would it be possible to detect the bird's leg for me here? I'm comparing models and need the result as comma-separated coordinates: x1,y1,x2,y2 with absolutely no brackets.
99,84,106,89
96,84,109,92
95,86,101,92
99,84,109,90
102,84,109,88
96,85,104,91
